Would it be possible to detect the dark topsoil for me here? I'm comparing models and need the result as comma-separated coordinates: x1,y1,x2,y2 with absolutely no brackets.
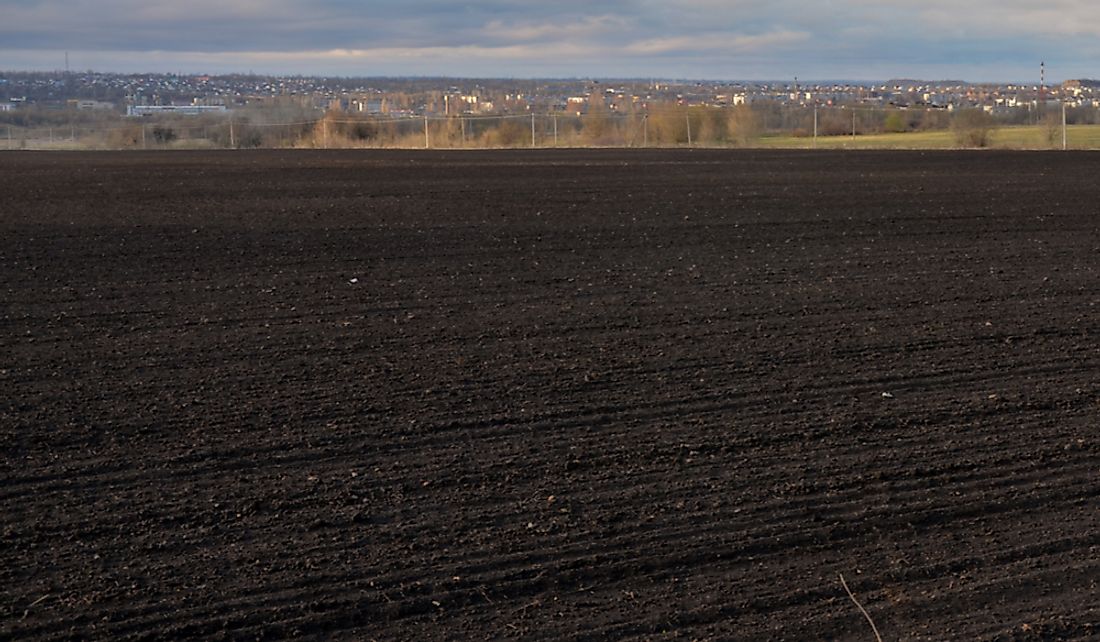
1,149,1099,641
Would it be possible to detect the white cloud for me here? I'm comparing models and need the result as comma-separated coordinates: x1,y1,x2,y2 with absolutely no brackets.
626,30,811,54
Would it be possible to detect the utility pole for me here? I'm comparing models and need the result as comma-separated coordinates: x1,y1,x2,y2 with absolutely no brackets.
461,117,467,147
229,119,235,149
531,113,536,148
1062,101,1067,150
685,111,692,146
813,104,818,149
322,119,328,149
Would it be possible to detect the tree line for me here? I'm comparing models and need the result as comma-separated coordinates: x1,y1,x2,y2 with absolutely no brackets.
3,101,1098,150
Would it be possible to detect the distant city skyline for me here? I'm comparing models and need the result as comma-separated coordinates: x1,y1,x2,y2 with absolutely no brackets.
1,1,1097,82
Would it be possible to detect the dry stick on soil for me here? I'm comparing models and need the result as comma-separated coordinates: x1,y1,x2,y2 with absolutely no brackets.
839,574,884,642
22,594,51,619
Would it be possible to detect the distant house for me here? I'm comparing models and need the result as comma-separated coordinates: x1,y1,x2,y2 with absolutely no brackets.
70,100,116,111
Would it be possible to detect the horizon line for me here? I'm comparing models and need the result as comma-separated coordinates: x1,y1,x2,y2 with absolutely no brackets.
3,67,1087,86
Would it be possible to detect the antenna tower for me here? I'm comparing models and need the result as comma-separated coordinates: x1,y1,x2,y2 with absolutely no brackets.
1040,61,1045,107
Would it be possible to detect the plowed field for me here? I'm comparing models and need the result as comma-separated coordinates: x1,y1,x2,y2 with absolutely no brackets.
2,149,1099,641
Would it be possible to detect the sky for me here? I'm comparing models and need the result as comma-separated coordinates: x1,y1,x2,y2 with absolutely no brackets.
1,0,1098,81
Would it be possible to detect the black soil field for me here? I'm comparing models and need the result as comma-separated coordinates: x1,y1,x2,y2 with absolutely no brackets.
2,149,1099,641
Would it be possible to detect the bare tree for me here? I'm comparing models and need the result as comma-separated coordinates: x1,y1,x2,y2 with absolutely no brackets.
952,109,996,148
727,105,762,147
1041,111,1062,148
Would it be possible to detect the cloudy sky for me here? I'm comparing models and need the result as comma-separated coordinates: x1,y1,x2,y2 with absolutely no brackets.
1,0,1097,80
